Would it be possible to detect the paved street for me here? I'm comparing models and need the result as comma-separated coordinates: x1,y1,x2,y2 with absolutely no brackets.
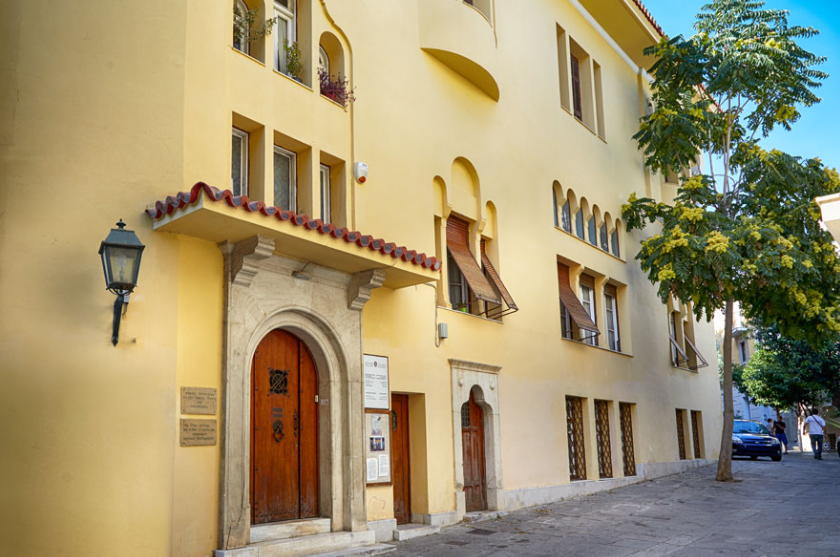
389,453,840,556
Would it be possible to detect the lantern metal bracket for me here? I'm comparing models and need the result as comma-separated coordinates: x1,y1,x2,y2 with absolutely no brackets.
112,293,128,346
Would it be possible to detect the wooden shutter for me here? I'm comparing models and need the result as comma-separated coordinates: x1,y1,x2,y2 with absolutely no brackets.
684,335,709,369
604,283,617,298
446,217,500,304
557,264,599,334
480,239,517,310
579,273,595,289
570,55,583,121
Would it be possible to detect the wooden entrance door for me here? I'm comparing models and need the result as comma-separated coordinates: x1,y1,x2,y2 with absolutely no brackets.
251,329,319,524
461,390,486,512
391,394,411,525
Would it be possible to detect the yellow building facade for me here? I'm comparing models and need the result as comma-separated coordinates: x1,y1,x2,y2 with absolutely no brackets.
1,1,723,556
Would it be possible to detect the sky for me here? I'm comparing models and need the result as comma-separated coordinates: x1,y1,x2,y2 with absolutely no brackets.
640,0,840,171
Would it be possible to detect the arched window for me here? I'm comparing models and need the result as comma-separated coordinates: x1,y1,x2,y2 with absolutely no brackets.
233,0,250,55
611,225,621,258
318,45,330,77
561,199,571,232
552,187,559,227
575,210,585,239
587,216,597,246
599,222,608,251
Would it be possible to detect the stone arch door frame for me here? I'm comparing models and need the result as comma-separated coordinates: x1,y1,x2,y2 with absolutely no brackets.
449,359,504,520
218,236,384,551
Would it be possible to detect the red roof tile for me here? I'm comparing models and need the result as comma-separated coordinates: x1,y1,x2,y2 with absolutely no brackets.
632,0,665,37
146,182,442,271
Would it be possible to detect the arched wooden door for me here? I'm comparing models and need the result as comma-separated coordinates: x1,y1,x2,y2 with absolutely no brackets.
461,390,487,512
250,329,319,524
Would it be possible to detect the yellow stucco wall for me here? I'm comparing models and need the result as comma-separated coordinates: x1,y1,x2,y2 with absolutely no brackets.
1,0,722,555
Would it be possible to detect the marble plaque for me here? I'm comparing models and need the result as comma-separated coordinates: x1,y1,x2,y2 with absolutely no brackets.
180,419,217,446
181,386,217,415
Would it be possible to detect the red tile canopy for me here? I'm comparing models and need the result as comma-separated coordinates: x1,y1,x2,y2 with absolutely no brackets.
147,182,442,271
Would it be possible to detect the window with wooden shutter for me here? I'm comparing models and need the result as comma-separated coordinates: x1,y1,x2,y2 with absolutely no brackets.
446,217,500,312
480,239,518,319
579,274,597,346
557,264,599,342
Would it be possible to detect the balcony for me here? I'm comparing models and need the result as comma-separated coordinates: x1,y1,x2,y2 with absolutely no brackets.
418,0,499,101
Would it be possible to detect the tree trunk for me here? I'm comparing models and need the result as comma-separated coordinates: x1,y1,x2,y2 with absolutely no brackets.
716,297,736,481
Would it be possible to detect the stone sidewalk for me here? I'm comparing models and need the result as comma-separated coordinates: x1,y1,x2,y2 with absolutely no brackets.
387,452,840,556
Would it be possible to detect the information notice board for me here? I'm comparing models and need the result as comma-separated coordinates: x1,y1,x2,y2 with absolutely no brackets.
364,411,391,485
363,354,389,410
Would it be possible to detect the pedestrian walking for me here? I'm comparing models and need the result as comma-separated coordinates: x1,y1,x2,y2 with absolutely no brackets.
803,408,826,460
774,418,789,454
766,418,775,435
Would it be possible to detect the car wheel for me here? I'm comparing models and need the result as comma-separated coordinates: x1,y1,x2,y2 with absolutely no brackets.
771,455,782,462
750,456,758,460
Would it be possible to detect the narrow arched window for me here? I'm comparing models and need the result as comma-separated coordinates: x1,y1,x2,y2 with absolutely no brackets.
233,0,250,55
319,45,330,77
611,228,620,258
588,216,597,246
600,223,609,251
552,187,559,227
575,210,585,239
561,199,571,232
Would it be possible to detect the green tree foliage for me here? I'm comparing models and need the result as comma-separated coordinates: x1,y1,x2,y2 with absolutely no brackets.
739,326,840,412
621,0,839,480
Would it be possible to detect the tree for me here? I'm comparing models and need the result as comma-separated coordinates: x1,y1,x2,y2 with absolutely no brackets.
622,0,840,481
738,325,840,416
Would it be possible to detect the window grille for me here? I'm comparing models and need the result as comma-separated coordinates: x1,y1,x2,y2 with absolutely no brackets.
461,402,471,428
691,410,702,458
595,400,613,479
566,396,586,481
619,403,636,476
676,409,687,460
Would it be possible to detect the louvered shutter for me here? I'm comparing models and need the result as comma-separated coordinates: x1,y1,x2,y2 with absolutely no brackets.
446,217,500,304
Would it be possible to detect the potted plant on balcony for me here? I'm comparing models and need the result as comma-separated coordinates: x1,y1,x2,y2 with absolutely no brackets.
284,41,304,83
318,68,356,108
233,4,277,51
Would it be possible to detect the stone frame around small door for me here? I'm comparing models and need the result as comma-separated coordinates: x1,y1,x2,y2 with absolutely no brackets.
217,236,384,551
449,358,505,521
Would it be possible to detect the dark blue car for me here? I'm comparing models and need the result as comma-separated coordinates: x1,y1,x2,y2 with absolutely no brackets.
732,419,782,461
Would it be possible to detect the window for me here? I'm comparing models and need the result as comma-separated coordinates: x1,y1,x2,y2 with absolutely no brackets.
594,400,612,479
566,396,586,481
669,312,685,365
619,403,636,476
669,306,709,370
480,239,518,319
319,164,331,222
691,410,703,459
273,145,296,211
552,187,559,227
232,128,249,197
274,0,296,74
738,340,748,365
446,216,501,314
575,210,585,240
676,409,687,460
604,285,620,352
561,199,571,232
233,0,250,55
318,45,330,76
579,275,597,346
570,54,583,121
558,263,599,344
599,223,609,252
611,228,620,258
587,216,597,246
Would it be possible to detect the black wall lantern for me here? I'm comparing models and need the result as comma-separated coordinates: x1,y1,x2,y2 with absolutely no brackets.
99,219,145,345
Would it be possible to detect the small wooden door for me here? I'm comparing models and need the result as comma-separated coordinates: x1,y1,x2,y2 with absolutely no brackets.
461,390,487,512
251,329,319,524
391,394,411,525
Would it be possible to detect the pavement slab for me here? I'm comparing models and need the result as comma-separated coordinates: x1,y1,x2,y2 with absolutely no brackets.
386,453,840,556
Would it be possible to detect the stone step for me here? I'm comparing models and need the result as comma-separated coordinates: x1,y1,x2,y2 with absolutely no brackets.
392,524,440,541
249,530,378,557
306,543,396,557
463,510,507,524
250,518,333,544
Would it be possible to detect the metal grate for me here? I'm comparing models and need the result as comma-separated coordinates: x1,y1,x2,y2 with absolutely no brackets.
619,403,636,476
269,368,289,396
691,410,702,459
566,396,587,481
676,409,687,460
461,402,471,428
595,400,613,479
